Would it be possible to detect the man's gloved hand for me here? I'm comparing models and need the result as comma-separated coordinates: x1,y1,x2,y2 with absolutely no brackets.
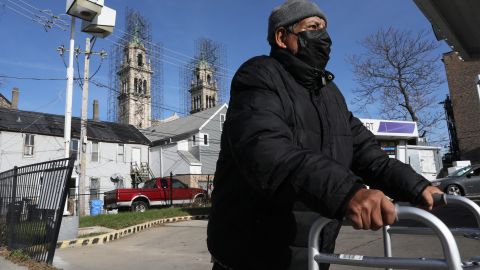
346,189,396,231
416,186,443,211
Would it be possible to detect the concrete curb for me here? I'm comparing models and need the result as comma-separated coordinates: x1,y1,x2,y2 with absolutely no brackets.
56,214,209,249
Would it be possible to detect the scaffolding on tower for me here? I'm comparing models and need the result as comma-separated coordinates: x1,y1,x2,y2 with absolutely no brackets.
179,38,228,115
108,7,164,122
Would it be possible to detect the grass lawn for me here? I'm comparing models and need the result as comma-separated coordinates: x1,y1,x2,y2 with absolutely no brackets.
79,207,210,230
0,248,60,270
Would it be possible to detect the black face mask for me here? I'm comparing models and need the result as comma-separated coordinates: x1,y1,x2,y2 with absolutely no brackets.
293,29,332,70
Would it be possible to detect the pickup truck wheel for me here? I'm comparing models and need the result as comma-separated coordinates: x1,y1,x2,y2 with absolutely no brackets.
131,201,148,212
192,195,205,207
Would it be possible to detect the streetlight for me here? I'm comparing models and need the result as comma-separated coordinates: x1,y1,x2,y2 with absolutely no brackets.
66,0,104,21
64,0,116,216
64,0,106,159
81,5,116,38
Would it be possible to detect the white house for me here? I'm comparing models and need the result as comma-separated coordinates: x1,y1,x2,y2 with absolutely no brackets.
0,107,150,215
142,104,228,188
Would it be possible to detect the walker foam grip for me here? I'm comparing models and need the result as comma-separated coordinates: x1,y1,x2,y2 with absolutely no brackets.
432,193,447,208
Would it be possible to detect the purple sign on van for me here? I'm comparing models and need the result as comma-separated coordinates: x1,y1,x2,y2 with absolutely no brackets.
378,122,416,134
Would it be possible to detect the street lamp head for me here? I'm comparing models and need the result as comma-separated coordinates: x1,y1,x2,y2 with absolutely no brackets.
66,0,104,22
81,5,116,38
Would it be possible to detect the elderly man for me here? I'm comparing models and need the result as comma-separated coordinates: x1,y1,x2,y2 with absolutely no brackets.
207,0,441,269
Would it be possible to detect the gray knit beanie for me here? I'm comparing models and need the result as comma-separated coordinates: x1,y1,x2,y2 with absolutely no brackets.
267,0,327,45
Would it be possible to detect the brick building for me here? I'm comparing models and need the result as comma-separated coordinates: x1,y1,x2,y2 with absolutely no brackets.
443,52,480,163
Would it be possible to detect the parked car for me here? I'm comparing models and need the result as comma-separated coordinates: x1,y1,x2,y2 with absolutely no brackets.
104,177,207,212
431,164,480,197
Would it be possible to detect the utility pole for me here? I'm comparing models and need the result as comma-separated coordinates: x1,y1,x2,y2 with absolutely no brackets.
64,16,75,158
79,37,91,216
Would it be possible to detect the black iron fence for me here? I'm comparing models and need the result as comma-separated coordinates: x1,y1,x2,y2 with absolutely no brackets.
0,158,74,264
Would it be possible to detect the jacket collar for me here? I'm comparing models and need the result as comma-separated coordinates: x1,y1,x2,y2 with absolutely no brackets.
270,46,334,92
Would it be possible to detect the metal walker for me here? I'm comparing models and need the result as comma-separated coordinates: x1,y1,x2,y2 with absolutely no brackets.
308,194,480,270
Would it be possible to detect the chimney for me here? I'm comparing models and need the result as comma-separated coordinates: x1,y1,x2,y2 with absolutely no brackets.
11,87,19,109
93,99,99,121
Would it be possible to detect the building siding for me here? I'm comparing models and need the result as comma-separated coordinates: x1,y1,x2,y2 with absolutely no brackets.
0,130,149,214
199,106,227,174
443,52,480,163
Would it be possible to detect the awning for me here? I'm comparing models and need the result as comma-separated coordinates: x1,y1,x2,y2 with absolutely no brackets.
414,0,480,60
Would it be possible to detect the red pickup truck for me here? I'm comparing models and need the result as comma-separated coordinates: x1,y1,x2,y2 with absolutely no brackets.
104,177,207,212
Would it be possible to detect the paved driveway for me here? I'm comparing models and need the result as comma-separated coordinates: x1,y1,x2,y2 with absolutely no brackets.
53,220,212,270
53,203,480,270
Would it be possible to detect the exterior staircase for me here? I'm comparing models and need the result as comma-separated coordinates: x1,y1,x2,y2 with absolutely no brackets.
130,162,155,188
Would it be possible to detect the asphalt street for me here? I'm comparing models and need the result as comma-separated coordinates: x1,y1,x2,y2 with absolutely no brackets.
51,202,480,270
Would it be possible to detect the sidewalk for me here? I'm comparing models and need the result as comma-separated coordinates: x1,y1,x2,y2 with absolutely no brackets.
330,225,480,270
0,256,28,270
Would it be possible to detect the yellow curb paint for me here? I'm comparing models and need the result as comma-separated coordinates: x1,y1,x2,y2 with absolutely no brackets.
56,215,209,249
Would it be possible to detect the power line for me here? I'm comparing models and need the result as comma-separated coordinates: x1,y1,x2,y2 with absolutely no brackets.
1,0,66,31
0,75,79,81
112,29,235,74
104,37,234,81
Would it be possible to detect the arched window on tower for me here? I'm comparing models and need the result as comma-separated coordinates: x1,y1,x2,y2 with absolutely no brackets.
138,78,143,93
207,74,211,85
143,80,147,94
134,78,138,93
137,53,143,67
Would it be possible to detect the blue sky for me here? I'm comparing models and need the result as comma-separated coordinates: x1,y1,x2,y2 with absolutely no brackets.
0,0,450,140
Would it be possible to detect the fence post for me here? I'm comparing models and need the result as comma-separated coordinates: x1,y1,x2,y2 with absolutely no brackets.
206,175,210,201
170,172,173,207
7,166,18,249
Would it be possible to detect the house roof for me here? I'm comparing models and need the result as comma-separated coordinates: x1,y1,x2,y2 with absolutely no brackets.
0,93,11,106
178,150,201,165
142,104,227,144
0,108,150,145
414,0,480,60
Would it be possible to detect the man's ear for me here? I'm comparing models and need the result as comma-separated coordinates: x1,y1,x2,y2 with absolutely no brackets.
275,27,288,49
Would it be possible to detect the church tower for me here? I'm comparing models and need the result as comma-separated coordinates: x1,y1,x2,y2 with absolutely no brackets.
189,57,218,114
117,35,152,128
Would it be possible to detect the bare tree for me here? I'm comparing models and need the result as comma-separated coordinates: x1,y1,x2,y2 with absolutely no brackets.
349,27,445,136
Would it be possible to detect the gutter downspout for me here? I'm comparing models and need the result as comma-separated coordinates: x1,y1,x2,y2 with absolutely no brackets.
160,147,164,177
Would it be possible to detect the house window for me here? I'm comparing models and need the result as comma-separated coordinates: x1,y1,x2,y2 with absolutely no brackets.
23,134,34,157
220,114,226,131
117,144,125,162
192,135,197,146
203,133,209,146
89,178,100,201
91,141,99,162
70,139,79,159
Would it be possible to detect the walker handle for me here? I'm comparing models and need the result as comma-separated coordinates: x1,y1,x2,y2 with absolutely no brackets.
432,193,447,208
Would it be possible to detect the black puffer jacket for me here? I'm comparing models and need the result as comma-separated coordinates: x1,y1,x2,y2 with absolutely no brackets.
207,47,430,270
